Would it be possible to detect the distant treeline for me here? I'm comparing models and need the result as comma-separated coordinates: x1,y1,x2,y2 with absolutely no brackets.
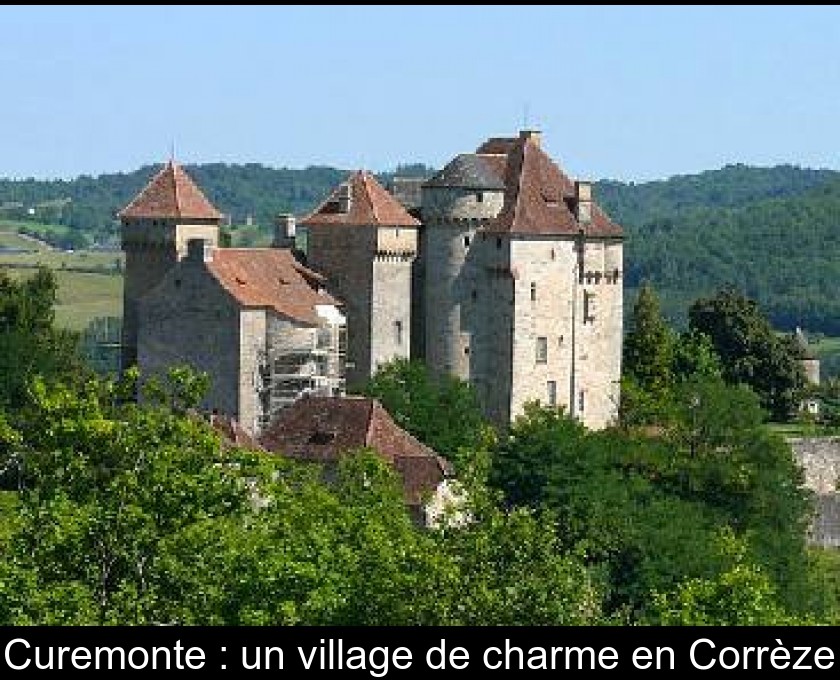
1,161,838,335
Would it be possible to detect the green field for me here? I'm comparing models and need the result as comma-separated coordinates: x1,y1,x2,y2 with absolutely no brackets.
0,248,122,271
0,229,123,331
0,218,73,242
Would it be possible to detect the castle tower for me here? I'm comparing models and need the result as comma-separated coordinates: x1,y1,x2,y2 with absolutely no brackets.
794,327,821,386
419,131,624,429
299,171,420,389
118,161,222,370
421,154,506,383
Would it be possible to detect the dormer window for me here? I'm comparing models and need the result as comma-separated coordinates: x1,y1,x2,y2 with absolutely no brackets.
308,430,335,445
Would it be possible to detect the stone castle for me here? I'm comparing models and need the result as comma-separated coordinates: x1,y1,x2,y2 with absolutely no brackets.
121,130,624,434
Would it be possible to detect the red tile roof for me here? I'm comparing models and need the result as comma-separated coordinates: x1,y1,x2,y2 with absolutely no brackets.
118,160,222,221
300,170,420,228
478,136,622,238
207,248,340,325
259,396,453,506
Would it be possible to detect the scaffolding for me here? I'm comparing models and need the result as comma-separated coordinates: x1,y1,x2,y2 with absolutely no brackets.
256,322,347,431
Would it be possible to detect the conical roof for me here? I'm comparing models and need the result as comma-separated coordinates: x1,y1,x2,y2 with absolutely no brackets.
118,161,222,221
423,154,505,190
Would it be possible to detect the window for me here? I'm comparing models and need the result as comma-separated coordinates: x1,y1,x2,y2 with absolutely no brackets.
583,291,596,324
496,237,502,249
471,289,477,301
464,235,471,248
395,320,403,345
578,390,585,413
547,380,557,407
530,282,537,302
536,336,548,364
476,191,484,203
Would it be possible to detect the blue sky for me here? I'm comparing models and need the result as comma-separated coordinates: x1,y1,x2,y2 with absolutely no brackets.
1,5,838,181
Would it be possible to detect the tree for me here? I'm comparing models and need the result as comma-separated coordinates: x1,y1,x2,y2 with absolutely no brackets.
363,359,495,476
623,282,675,393
0,268,88,413
689,288,806,420
490,399,819,619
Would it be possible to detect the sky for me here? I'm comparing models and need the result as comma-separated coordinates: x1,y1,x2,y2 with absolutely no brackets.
1,5,838,182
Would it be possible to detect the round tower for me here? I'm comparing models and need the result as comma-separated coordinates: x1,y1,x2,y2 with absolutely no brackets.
421,154,505,381
794,327,820,386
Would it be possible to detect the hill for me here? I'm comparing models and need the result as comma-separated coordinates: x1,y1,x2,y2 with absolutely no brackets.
1,161,838,337
597,165,840,335
0,163,434,248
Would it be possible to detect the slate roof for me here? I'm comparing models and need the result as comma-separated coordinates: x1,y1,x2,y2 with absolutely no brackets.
259,395,453,506
118,161,222,221
300,170,420,228
206,248,339,325
423,154,506,190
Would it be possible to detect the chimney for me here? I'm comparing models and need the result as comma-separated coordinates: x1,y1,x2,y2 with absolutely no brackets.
187,238,213,263
519,129,542,147
273,213,296,248
337,182,352,213
575,180,592,225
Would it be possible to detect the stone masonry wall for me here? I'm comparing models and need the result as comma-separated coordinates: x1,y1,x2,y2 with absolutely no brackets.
137,257,241,421
421,186,505,382
371,255,413,375
788,437,840,548
122,219,219,370
306,225,375,389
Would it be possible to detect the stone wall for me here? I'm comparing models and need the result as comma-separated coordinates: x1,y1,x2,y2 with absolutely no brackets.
137,256,241,421
371,255,413,375
306,225,375,388
421,186,505,383
788,437,840,548
121,218,218,369
503,236,622,430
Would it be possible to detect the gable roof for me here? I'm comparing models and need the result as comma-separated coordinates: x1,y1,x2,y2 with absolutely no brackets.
474,135,622,238
259,395,453,505
423,154,505,190
206,248,339,325
300,170,420,228
118,160,222,221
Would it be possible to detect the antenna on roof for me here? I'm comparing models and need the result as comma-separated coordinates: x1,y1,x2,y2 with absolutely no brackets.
169,140,176,163
523,102,530,130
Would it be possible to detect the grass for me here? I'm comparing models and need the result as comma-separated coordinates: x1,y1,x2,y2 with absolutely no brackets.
767,422,840,439
0,218,72,240
0,249,122,270
1,251,123,332
0,230,44,250
53,271,123,330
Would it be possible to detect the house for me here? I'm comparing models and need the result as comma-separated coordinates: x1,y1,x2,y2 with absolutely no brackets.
258,395,465,527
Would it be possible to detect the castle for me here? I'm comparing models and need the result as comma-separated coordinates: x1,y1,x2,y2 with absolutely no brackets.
121,130,623,434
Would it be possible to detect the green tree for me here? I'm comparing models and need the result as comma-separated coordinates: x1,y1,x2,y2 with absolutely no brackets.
689,288,806,420
490,398,818,620
363,359,494,476
623,282,675,392
0,268,87,414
